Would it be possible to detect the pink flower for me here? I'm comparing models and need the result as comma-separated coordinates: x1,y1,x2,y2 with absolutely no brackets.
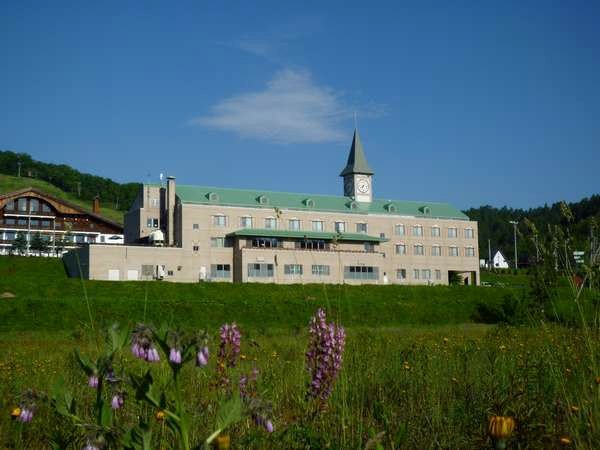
196,346,209,367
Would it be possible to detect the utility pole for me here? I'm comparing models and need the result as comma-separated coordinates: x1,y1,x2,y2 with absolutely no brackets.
509,220,519,269
488,238,492,269
76,182,81,197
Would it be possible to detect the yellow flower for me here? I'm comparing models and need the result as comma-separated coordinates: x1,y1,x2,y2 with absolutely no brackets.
443,337,449,344
215,434,230,450
559,436,572,446
403,361,410,370
499,345,507,351
11,407,21,418
570,405,579,413
155,410,166,421
488,416,516,440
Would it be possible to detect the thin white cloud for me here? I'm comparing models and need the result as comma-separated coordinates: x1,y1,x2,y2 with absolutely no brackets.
192,69,351,144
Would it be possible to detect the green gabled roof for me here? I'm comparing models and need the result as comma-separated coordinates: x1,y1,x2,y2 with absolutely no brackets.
227,228,388,242
339,129,374,176
167,184,469,220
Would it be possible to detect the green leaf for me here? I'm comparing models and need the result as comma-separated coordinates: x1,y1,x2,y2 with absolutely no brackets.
108,323,129,354
100,400,113,427
74,349,96,376
205,396,242,445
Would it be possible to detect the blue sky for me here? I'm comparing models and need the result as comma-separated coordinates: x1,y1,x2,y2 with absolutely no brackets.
1,1,598,209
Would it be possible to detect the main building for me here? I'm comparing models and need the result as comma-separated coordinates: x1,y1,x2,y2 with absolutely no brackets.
65,131,479,284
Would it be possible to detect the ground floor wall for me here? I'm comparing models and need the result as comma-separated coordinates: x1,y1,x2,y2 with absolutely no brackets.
64,244,479,285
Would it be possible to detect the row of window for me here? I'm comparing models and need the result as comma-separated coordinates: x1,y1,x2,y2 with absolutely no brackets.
0,231,97,243
394,224,474,239
4,198,53,214
1,218,53,227
206,215,474,238
395,244,476,257
396,268,443,281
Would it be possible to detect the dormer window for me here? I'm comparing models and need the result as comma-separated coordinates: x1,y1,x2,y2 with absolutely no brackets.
348,201,358,210
207,192,219,202
257,195,269,205
303,198,315,208
384,203,396,213
419,205,431,215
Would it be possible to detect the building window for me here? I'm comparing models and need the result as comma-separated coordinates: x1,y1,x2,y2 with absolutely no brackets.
5,200,15,210
29,199,39,212
448,227,458,238
264,217,277,229
364,242,375,252
30,219,39,227
288,219,301,231
211,264,231,279
295,239,328,250
394,224,405,236
431,226,440,237
412,225,423,237
432,245,441,256
312,265,330,276
192,223,199,230
466,247,475,257
42,203,51,213
248,263,274,277
153,218,159,228
413,269,420,280
395,243,406,255
240,216,253,228
211,237,225,248
421,269,431,280
167,270,174,276
212,215,227,227
5,231,15,241
251,237,280,248
75,235,85,244
150,198,159,208
449,246,459,257
18,198,27,212
396,269,407,280
435,270,442,280
311,220,324,232
284,264,303,275
464,228,474,239
4,218,15,225
193,245,199,252
414,244,424,255
344,266,379,280
356,223,368,233
334,221,345,233
18,219,27,226
146,218,156,228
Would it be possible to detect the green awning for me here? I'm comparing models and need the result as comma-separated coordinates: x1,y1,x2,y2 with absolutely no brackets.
227,228,388,243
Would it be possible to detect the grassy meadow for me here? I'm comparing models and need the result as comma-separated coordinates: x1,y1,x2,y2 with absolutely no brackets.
0,257,599,449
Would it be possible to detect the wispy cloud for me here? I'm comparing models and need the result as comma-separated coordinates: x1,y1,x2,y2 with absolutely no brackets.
191,69,352,144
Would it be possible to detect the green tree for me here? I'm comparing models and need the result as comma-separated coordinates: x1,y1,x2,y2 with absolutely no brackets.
11,232,28,255
30,232,50,256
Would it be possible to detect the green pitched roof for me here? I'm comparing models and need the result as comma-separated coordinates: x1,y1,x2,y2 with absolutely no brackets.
227,228,388,242
339,129,374,176
165,184,469,220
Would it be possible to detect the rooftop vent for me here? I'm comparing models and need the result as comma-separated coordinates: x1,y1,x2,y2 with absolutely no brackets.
348,201,358,210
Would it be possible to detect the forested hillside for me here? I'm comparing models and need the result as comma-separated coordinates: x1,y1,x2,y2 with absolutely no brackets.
0,150,139,211
465,195,600,266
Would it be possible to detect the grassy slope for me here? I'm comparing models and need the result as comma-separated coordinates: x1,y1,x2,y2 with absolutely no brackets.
0,256,515,332
0,174,124,224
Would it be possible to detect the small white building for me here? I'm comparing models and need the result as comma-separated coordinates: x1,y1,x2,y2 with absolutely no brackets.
492,250,509,269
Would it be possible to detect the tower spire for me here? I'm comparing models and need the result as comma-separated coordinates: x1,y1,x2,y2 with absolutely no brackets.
339,128,374,177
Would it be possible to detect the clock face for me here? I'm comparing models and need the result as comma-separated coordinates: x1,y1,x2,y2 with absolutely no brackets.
357,178,370,194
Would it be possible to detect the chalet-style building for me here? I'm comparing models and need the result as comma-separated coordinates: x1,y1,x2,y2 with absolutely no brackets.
65,130,479,284
0,188,123,256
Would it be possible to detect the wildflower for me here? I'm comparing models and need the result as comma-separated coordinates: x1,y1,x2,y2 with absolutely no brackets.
253,414,275,433
10,407,21,418
403,361,410,370
219,323,241,368
111,394,124,410
305,308,346,402
155,410,166,421
131,324,160,362
169,348,182,365
83,442,100,450
570,405,580,413
197,346,209,367
499,345,507,351
488,415,515,448
443,337,449,344
17,408,34,423
88,375,99,389
559,436,572,446
215,434,230,450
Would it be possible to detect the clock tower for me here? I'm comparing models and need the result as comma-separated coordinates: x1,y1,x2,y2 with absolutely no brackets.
340,129,374,203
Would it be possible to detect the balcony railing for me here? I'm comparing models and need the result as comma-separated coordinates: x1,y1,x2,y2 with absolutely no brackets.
242,245,384,255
